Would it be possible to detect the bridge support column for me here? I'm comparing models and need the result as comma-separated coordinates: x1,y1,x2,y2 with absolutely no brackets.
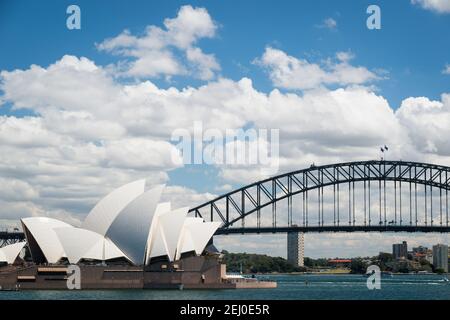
287,228,304,267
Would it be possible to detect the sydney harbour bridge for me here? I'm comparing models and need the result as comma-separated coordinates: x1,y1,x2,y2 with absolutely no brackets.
190,160,450,234
1,160,450,248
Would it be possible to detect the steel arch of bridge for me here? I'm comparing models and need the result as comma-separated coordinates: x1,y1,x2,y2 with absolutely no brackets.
189,160,450,234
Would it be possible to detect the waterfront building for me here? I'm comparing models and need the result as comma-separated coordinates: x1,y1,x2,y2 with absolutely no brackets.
393,241,408,260
425,250,434,264
411,246,429,261
287,229,304,267
432,244,448,272
412,246,428,254
2,180,221,266
0,180,279,290
328,259,351,268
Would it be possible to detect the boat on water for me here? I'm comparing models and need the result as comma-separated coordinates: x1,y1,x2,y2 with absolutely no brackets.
364,271,393,277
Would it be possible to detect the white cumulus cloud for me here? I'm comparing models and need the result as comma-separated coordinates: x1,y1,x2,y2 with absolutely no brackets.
396,94,450,155
0,6,449,257
254,47,379,90
97,5,220,80
412,0,450,13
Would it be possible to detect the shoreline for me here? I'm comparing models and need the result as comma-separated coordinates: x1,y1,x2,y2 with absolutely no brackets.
244,271,447,276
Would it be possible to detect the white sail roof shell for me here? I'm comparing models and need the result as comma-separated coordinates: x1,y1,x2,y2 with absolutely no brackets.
21,217,72,263
0,241,26,264
157,207,188,261
19,180,220,266
105,185,164,265
176,218,203,260
144,202,170,262
82,179,145,236
85,236,126,261
175,218,221,260
54,227,127,264
145,204,188,262
148,222,169,259
191,221,221,254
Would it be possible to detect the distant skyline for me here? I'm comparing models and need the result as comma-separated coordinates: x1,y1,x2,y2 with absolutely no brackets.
0,0,449,258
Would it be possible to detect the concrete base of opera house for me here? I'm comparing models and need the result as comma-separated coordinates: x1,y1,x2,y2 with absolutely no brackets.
0,255,277,290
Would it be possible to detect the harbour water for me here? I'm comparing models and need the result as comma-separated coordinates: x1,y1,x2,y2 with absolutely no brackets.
1,274,449,300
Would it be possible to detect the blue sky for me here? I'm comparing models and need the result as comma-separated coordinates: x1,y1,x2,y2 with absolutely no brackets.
1,0,449,108
1,1,450,257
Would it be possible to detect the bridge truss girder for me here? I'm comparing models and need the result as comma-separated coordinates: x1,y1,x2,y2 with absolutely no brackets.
189,160,450,233
0,232,25,248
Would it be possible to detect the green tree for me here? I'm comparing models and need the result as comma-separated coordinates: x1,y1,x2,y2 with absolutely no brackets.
350,258,368,274
435,268,446,274
221,252,306,273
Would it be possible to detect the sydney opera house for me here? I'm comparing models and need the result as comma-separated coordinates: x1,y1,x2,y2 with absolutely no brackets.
0,180,275,289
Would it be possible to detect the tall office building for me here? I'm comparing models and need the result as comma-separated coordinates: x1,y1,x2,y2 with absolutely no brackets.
287,229,304,267
393,241,408,259
432,244,448,272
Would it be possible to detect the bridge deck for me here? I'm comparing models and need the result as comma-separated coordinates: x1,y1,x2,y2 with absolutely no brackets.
3,225,449,244
0,231,25,239
216,225,450,234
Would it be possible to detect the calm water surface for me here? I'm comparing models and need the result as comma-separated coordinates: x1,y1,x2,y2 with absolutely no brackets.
1,274,449,300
